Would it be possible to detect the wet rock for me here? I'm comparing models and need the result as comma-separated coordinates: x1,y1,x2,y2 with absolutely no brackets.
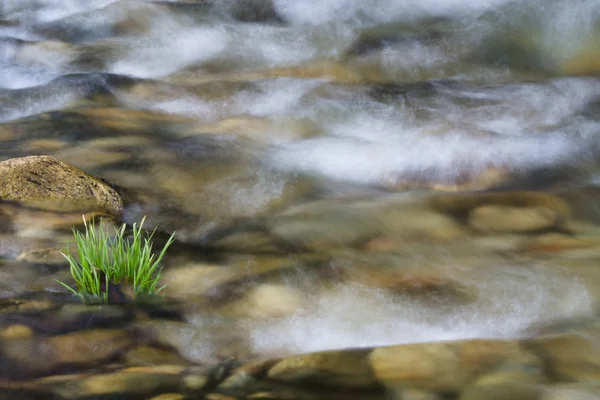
519,233,600,255
134,319,251,363
269,198,470,249
460,382,543,400
475,29,545,72
2,202,112,240
361,236,409,252
474,8,600,77
559,51,600,76
51,146,130,170
161,258,304,301
345,18,449,58
430,192,570,227
221,283,304,319
468,205,558,233
161,263,223,300
397,389,441,400
209,231,280,253
0,324,34,340
267,348,378,389
222,0,283,23
16,248,67,265
0,126,15,142
47,366,185,398
0,297,57,313
183,116,319,143
527,333,600,381
371,203,468,242
369,339,541,392
1,329,134,378
387,167,510,192
267,200,380,250
262,61,361,83
0,156,123,215
172,61,362,85
473,362,548,386
128,79,256,103
147,159,291,218
542,383,600,399
20,138,68,153
123,345,191,367
554,31,600,76
150,394,186,400
71,107,191,133
2,301,132,335
342,267,476,304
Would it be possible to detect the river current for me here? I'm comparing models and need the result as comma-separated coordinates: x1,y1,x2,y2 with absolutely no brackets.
1,0,600,375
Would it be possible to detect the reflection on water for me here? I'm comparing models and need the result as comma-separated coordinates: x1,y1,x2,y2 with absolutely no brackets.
1,0,600,392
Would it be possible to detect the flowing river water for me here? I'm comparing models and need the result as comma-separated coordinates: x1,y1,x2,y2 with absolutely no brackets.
1,0,600,398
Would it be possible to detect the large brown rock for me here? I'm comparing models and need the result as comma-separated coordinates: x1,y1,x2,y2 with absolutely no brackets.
0,155,123,214
1,329,133,378
369,339,541,392
267,349,378,389
527,333,600,381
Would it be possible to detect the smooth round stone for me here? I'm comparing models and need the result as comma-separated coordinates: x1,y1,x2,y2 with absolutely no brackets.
469,206,557,233
123,345,191,367
527,333,600,381
430,192,570,223
223,284,304,319
0,324,34,340
183,374,208,391
268,200,382,250
369,339,541,392
161,258,299,300
58,367,184,398
267,349,377,388
2,329,133,378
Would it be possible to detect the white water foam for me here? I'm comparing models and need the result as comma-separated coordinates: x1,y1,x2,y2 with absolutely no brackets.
0,65,62,89
250,265,593,356
0,85,83,122
2,0,119,23
274,0,517,25
109,25,228,79
265,77,600,185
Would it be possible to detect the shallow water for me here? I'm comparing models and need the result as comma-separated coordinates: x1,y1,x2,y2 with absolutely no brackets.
2,0,600,379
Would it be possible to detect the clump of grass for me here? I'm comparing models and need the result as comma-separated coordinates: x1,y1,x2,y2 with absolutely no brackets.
57,216,175,303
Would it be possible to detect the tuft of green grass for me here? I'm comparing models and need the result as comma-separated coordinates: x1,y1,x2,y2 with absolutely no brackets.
56,216,175,304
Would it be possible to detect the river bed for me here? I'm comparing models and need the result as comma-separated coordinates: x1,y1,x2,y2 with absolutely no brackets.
1,1,600,399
